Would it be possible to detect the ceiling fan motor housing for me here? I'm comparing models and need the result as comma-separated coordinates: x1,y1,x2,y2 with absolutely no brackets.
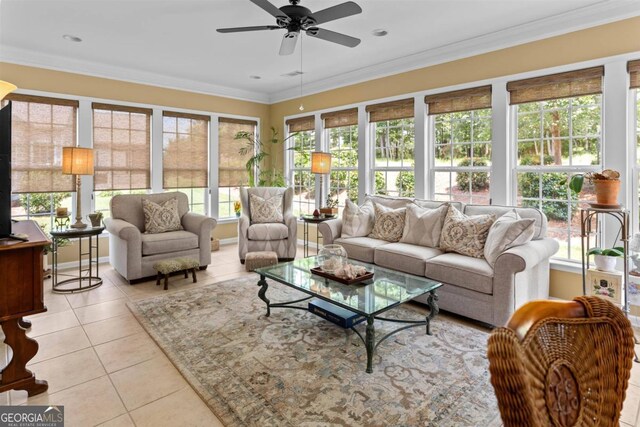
279,4,317,31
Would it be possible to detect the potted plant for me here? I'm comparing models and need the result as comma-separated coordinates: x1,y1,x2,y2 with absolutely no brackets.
235,127,296,187
587,246,624,272
233,201,241,217
320,193,339,216
569,169,621,206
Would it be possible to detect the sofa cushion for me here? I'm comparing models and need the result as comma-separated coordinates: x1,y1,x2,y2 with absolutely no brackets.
374,243,443,276
334,236,390,263
365,195,412,209
110,191,189,232
369,203,406,242
484,210,535,267
440,206,495,258
342,199,375,237
400,203,448,248
248,223,289,241
141,230,198,256
425,253,494,295
464,204,547,240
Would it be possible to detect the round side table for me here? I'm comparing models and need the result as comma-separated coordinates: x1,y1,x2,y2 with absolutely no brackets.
50,226,105,293
301,215,335,257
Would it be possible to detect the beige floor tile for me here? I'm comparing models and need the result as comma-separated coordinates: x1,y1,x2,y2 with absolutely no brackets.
621,383,640,425
95,332,161,373
110,355,187,411
83,313,144,346
130,387,223,427
74,299,130,324
0,391,8,405
97,414,135,427
65,285,126,308
30,291,72,317
26,309,79,338
26,376,126,426
630,357,640,387
29,326,91,365
30,348,105,395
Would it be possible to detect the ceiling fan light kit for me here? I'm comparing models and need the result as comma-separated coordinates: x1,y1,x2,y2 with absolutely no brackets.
217,0,363,56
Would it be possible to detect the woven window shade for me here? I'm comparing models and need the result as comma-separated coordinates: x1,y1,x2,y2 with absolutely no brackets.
92,103,151,191
507,66,604,105
5,94,77,193
219,119,256,187
366,98,414,122
321,108,358,128
162,111,210,189
628,60,640,89
425,85,492,115
286,115,315,132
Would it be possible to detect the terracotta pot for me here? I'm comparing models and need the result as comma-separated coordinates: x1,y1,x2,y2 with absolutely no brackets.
594,179,620,205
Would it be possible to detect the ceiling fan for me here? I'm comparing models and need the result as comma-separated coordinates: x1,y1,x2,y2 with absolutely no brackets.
217,0,362,55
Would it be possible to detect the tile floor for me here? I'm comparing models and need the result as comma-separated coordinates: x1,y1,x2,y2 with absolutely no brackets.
0,244,638,426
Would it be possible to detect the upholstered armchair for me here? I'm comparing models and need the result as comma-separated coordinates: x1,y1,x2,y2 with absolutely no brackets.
104,191,216,283
238,187,297,263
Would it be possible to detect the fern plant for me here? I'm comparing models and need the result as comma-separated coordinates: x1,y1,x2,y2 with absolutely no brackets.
235,127,297,187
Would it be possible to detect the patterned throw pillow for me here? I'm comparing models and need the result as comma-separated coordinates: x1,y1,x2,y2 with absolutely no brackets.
484,210,535,266
369,202,406,242
142,198,183,234
250,193,284,223
440,206,496,258
400,203,449,248
342,199,375,237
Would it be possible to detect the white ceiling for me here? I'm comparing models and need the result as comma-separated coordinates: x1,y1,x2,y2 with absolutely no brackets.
1,0,639,104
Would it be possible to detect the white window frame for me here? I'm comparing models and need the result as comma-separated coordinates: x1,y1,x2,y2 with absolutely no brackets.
325,124,359,210
286,127,316,216
371,117,416,198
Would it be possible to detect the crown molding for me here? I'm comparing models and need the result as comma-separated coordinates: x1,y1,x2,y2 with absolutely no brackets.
268,0,640,103
0,46,271,104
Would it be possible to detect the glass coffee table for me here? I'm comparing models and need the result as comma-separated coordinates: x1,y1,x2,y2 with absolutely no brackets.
254,257,442,373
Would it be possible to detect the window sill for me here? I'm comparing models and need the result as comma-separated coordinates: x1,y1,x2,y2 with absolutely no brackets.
217,217,239,225
550,259,582,274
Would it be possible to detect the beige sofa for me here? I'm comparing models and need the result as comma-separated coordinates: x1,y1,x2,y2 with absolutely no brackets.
318,196,559,326
104,192,217,283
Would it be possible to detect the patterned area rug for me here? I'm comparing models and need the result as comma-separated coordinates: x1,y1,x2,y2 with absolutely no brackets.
128,276,500,426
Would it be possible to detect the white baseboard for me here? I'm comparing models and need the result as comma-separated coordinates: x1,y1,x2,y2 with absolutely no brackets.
219,237,238,246
54,255,111,271
298,239,319,251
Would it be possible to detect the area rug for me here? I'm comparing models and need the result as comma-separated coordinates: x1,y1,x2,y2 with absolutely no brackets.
128,276,500,426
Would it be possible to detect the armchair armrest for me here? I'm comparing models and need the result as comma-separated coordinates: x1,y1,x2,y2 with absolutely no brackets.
104,218,141,242
318,218,342,245
182,212,216,236
284,212,297,241
238,213,250,237
495,238,559,274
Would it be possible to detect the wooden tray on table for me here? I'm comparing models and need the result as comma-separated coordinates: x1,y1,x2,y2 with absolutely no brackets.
310,267,374,285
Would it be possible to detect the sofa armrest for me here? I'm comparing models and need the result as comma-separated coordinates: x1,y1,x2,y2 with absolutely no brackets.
104,218,141,243
494,238,560,274
238,213,250,237
318,219,342,245
284,212,297,241
182,212,217,236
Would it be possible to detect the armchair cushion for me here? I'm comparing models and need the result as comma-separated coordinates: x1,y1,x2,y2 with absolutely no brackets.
142,198,183,234
249,193,284,223
248,223,289,241
141,231,198,256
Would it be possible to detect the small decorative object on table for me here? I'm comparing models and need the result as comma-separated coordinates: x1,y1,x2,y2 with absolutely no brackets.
587,246,624,272
234,201,241,217
88,211,103,227
318,244,348,273
311,263,373,285
586,269,622,306
313,208,321,218
320,193,339,216
54,215,70,230
569,169,621,207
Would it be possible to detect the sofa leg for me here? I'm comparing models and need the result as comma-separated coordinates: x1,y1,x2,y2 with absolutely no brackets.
192,268,197,283
164,274,169,291
240,259,245,265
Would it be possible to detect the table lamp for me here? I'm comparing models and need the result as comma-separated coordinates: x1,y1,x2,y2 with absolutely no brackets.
311,152,331,212
0,81,17,101
62,147,94,229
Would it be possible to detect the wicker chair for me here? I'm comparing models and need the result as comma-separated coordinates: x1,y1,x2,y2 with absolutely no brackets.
487,296,635,427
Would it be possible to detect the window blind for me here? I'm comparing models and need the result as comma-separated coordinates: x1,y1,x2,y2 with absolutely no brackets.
425,85,492,115
218,117,257,187
5,94,78,193
628,60,640,89
321,108,358,128
366,98,414,122
92,103,152,191
507,66,604,105
162,111,210,189
286,115,315,132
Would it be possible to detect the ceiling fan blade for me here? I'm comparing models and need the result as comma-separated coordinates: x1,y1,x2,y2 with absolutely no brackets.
217,25,281,33
306,28,360,48
279,32,299,55
250,0,290,20
311,1,362,25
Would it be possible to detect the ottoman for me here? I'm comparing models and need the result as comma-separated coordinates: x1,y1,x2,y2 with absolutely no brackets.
153,257,200,290
245,251,278,272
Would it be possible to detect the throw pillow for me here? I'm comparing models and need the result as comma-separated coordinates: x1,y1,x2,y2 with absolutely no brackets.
250,193,284,223
142,198,183,234
484,210,536,266
342,199,375,237
369,202,406,242
400,203,448,248
440,206,496,258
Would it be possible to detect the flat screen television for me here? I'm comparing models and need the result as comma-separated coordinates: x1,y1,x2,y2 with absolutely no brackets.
0,101,12,238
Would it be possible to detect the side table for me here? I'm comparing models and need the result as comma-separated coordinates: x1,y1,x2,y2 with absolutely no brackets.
301,215,334,257
51,226,105,293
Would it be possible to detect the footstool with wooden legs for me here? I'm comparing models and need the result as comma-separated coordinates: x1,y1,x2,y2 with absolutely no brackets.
245,251,278,272
153,257,200,290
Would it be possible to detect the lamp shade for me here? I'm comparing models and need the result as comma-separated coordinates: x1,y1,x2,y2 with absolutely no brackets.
62,147,94,175
0,81,17,101
311,152,331,174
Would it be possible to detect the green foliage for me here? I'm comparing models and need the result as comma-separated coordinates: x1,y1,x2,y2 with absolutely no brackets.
519,155,576,221
20,193,70,214
587,246,624,257
455,158,489,191
395,173,415,197
568,174,584,194
375,171,387,195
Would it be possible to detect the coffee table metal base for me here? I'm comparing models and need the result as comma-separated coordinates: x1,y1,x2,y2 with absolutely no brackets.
257,275,440,374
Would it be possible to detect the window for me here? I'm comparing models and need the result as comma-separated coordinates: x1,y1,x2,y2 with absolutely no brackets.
428,86,492,204
630,59,640,230
92,103,152,218
367,98,415,197
218,117,256,218
5,94,77,231
287,115,316,216
322,108,358,213
509,66,604,260
162,111,210,214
